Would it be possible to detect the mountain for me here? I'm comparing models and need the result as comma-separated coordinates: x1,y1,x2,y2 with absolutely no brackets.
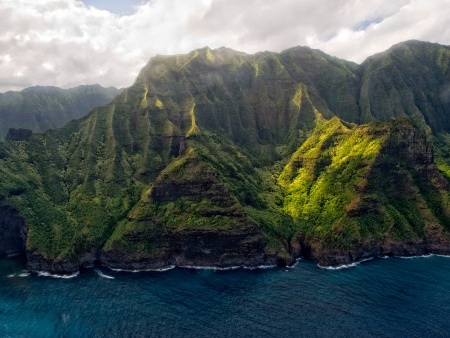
0,40,450,273
0,85,121,138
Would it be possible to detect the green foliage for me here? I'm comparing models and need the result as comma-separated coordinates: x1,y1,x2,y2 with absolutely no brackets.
277,117,446,249
1,41,450,263
188,131,266,208
279,118,383,239
433,132,450,181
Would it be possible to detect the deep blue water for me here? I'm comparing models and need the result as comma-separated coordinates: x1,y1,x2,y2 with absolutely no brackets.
1,255,450,337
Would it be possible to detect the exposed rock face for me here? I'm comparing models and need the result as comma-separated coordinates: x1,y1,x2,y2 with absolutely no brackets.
100,228,275,270
0,205,27,257
100,154,280,271
303,239,448,267
26,251,79,274
6,128,32,141
150,161,235,207
26,248,99,274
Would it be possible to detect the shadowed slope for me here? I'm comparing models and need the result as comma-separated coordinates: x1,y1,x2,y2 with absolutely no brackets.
0,85,121,138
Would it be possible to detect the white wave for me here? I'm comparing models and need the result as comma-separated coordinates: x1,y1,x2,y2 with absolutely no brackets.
318,257,374,270
395,253,450,259
107,265,175,273
181,264,277,271
398,254,433,259
94,268,115,279
37,271,79,279
180,265,242,271
243,264,277,270
319,262,359,270
7,271,31,278
6,253,22,258
108,267,138,273
147,265,176,272
375,253,449,260
286,258,302,268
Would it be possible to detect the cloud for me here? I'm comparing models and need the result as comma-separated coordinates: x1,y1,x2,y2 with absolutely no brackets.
0,0,449,92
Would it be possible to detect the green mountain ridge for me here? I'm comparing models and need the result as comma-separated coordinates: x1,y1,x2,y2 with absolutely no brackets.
0,84,121,138
1,40,450,272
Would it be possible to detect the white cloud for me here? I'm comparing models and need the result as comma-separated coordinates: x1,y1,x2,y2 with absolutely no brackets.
0,0,449,92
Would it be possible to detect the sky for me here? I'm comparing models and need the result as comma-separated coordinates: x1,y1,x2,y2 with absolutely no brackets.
0,0,449,92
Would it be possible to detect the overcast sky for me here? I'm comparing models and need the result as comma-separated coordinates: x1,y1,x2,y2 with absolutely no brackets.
0,0,449,92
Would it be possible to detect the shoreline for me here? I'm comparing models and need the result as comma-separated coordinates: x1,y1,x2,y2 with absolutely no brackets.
5,253,450,279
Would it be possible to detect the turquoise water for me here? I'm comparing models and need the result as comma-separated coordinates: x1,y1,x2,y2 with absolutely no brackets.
1,255,449,337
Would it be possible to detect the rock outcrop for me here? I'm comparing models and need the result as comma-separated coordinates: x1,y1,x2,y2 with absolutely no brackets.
0,204,27,257
6,128,32,141
26,248,99,274
100,152,280,270
100,228,275,270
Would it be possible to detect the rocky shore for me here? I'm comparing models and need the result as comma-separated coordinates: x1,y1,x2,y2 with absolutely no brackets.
21,234,450,275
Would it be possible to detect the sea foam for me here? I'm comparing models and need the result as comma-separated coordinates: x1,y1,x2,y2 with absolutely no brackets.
318,257,374,270
108,265,176,273
6,271,31,278
180,264,279,271
94,268,115,279
243,264,277,270
37,271,79,279
180,265,242,271
286,258,302,268
398,254,434,259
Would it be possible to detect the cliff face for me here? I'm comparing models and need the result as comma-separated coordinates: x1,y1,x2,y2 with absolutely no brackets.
0,205,27,257
5,128,33,141
359,41,450,132
100,150,280,271
100,228,272,271
0,40,450,272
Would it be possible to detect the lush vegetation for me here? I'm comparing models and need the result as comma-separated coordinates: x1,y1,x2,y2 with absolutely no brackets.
0,40,450,264
279,117,450,249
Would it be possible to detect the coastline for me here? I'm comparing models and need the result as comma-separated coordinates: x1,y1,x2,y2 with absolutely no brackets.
14,251,450,279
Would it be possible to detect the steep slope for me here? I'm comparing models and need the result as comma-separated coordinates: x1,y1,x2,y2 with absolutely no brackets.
134,46,363,159
0,46,341,271
358,40,450,182
0,85,121,138
359,40,450,132
279,117,450,266
0,41,449,271
100,147,272,270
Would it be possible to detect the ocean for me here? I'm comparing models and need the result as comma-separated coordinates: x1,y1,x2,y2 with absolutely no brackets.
1,255,449,337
